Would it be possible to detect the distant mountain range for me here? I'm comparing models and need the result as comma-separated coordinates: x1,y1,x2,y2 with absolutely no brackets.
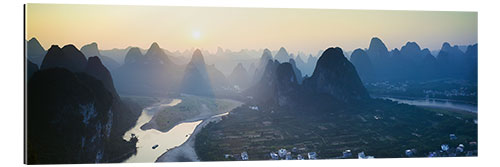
350,37,478,82
111,42,232,96
228,63,251,90
81,43,121,70
181,49,230,96
26,38,46,66
113,42,180,95
26,37,477,97
274,47,292,63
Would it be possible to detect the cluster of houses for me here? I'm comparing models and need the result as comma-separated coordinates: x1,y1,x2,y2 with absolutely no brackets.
249,106,259,111
241,152,249,160
357,151,375,159
226,148,381,161
450,134,458,140
426,143,473,157
342,150,352,158
405,149,418,157
369,81,408,92
268,148,376,160
227,141,475,161
225,147,317,161
426,134,476,157
340,149,374,159
225,152,250,160
268,148,317,160
268,148,377,160
225,132,476,161
406,133,477,157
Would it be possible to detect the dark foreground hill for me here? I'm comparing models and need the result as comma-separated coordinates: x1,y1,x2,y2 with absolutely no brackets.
27,44,144,164
28,68,116,163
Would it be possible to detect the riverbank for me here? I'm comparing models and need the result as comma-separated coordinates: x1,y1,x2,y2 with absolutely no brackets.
372,94,477,105
122,94,243,162
374,95,477,113
142,94,243,133
123,98,202,163
155,109,230,162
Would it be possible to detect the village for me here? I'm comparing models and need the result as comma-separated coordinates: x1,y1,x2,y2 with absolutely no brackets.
217,107,477,161
195,92,477,161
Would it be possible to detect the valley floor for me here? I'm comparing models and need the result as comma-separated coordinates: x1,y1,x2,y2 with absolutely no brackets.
194,99,477,161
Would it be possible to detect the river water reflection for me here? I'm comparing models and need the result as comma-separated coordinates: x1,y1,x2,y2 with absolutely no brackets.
122,99,202,163
379,96,477,113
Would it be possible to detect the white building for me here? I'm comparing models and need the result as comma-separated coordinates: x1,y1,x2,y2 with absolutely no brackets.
224,154,233,159
358,152,366,159
286,152,293,160
343,150,352,158
249,106,259,111
278,148,287,158
441,144,449,151
241,152,249,160
456,144,465,153
358,151,375,159
308,152,317,160
405,149,414,157
450,134,457,140
270,152,279,160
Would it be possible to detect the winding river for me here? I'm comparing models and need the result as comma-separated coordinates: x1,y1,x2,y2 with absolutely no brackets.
122,99,202,163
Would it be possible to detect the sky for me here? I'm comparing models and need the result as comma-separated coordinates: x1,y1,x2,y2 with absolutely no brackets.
26,3,477,55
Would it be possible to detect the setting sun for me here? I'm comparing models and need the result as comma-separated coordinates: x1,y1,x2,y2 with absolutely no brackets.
192,30,201,40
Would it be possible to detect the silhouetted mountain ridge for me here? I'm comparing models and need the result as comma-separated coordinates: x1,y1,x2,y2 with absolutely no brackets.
303,47,369,101
350,37,477,82
274,47,291,63
81,43,120,70
248,47,369,107
26,37,46,66
181,49,230,96
41,45,87,72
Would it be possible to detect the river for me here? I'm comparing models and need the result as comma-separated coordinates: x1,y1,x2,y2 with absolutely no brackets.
377,96,477,113
122,99,203,163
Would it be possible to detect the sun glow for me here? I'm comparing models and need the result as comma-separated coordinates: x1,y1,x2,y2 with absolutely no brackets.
26,4,477,52
192,31,201,40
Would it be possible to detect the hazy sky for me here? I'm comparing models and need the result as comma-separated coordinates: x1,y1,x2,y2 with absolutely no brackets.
26,4,477,55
